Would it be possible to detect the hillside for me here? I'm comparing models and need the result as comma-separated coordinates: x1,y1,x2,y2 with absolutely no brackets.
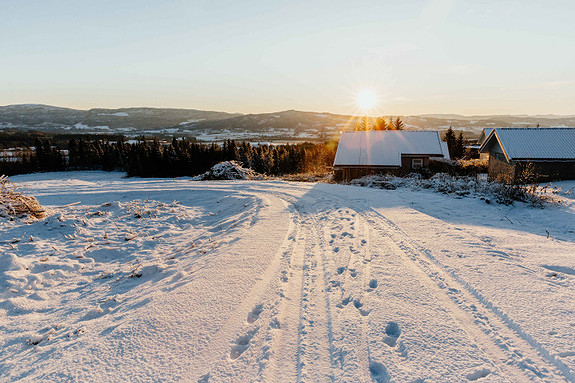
0,104,241,133
2,104,575,142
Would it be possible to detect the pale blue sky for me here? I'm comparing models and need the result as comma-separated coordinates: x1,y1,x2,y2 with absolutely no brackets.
1,0,574,115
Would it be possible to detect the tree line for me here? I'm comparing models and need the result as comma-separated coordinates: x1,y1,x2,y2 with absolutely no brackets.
0,137,337,177
355,116,405,131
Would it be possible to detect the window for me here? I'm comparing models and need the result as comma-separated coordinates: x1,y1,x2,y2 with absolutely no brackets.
412,158,423,169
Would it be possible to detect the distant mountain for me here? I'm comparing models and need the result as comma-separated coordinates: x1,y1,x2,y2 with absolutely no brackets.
0,104,241,132
1,104,574,142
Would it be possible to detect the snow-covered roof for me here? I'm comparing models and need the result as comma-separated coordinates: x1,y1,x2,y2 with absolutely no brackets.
479,128,575,160
440,141,451,160
334,130,445,167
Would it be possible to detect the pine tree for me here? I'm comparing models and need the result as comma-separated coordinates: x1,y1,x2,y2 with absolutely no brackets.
455,132,465,159
443,127,456,159
373,117,390,130
355,116,371,131
392,117,405,130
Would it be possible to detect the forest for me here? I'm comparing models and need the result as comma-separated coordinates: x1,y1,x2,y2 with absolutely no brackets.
0,134,338,178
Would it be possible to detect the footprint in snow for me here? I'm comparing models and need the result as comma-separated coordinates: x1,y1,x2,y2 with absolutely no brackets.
247,305,263,324
368,279,378,290
369,361,390,383
383,322,401,347
466,367,491,381
353,298,370,316
230,331,256,360
337,296,351,308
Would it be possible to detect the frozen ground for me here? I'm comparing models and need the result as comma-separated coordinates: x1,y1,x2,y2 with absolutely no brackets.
1,172,574,382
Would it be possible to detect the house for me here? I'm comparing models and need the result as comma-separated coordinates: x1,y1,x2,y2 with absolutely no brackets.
333,130,449,181
476,128,494,160
479,128,575,183
477,128,494,146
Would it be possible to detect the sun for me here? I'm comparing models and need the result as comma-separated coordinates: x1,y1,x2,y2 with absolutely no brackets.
356,89,377,111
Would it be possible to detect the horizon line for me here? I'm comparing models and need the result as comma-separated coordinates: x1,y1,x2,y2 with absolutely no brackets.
2,103,575,119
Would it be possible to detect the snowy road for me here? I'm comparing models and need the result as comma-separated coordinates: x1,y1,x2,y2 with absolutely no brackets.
2,172,575,382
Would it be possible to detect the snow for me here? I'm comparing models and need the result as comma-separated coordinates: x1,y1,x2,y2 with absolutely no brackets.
436,141,451,160
179,118,206,125
334,131,445,167
1,171,574,382
98,112,129,117
72,123,110,130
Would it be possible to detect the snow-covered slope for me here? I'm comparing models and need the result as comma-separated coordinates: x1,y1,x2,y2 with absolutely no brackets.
1,172,574,382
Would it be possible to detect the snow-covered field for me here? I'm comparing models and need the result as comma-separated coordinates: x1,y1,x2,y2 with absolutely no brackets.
1,172,575,382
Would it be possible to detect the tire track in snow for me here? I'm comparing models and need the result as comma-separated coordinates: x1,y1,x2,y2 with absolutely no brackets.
365,208,573,382
263,208,307,382
267,188,385,382
257,192,337,382
297,216,335,382
323,208,373,382
290,195,338,382
191,193,299,382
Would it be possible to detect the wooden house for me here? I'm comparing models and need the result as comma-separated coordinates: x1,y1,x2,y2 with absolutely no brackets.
333,130,449,181
479,128,575,183
476,128,494,160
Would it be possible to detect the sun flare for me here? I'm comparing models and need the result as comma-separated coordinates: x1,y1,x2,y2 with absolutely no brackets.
356,89,377,111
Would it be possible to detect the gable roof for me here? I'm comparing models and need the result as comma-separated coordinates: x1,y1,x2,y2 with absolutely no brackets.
334,130,445,167
479,128,575,161
477,128,494,145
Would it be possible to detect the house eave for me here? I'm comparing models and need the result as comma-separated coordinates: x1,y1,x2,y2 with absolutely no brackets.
333,164,400,169
511,158,575,162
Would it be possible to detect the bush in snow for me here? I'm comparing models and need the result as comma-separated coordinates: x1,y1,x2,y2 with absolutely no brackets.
351,173,560,207
428,158,488,177
0,175,46,219
192,161,261,181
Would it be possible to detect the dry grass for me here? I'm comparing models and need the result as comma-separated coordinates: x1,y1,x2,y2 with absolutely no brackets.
0,175,46,219
281,172,334,183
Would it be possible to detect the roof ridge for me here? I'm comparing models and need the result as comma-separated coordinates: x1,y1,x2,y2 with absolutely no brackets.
495,127,575,130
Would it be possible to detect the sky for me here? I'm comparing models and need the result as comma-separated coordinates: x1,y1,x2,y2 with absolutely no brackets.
1,0,574,116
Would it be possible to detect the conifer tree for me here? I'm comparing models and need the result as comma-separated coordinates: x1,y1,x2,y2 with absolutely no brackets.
455,132,465,159
443,127,456,158
392,117,405,130
355,116,371,131
373,117,390,130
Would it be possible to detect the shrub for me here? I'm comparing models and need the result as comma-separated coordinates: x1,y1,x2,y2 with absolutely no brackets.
350,173,559,207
